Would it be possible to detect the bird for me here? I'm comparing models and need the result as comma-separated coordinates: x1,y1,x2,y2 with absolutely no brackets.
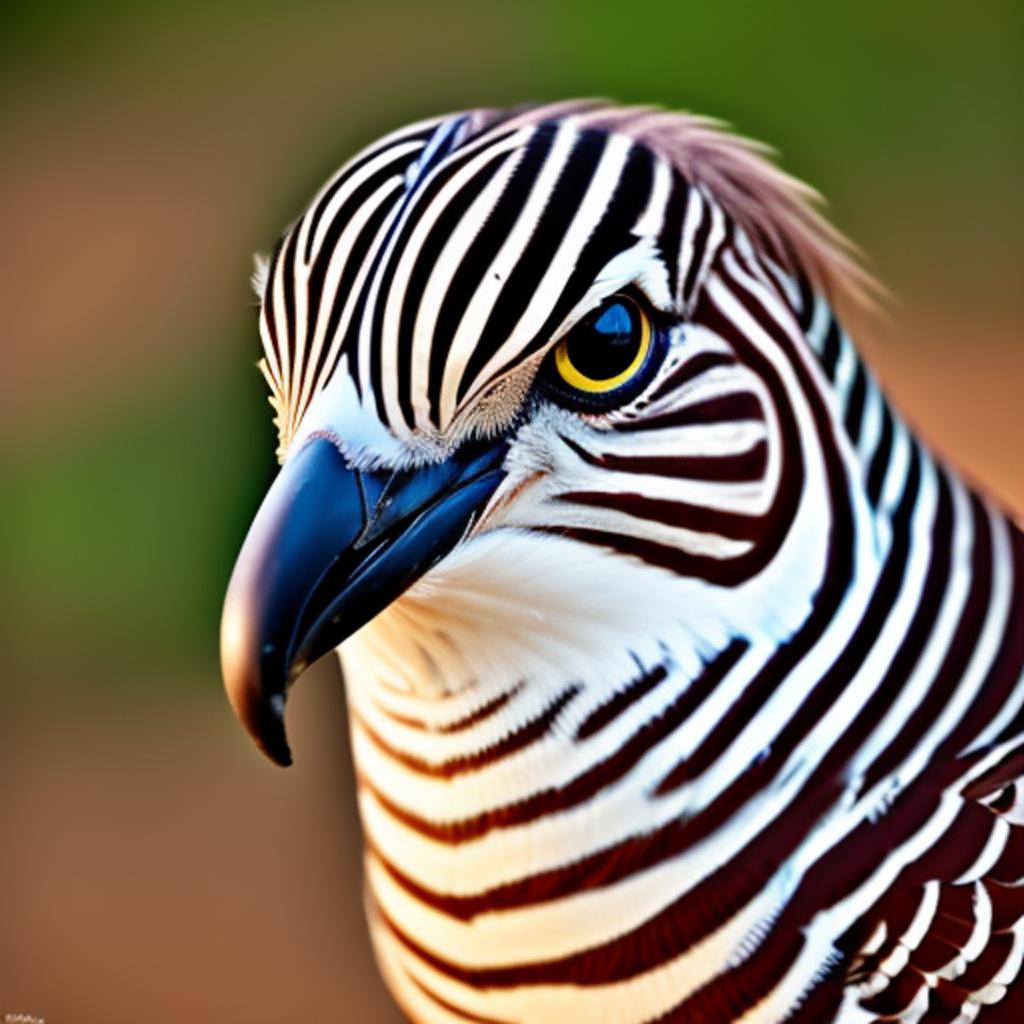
219,101,1024,1023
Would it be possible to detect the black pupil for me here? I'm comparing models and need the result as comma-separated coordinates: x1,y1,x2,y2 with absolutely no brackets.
565,301,640,381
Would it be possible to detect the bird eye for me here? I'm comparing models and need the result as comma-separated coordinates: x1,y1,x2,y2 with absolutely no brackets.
546,294,657,407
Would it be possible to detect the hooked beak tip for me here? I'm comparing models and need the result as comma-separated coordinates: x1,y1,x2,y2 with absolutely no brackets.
226,675,294,768
250,692,293,768
235,685,293,767
221,598,294,768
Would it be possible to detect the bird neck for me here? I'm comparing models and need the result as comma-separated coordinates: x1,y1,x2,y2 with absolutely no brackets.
335,287,1024,1024
796,289,1024,773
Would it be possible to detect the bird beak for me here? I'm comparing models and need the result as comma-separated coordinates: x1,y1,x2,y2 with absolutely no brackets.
220,434,508,766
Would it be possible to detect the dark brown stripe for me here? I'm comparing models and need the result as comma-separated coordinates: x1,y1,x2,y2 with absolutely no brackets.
865,401,894,506
795,274,816,333
656,169,689,301
574,663,668,740
356,685,579,779
819,316,841,380
260,234,286,385
646,349,737,404
613,390,764,434
559,490,769,544
374,683,524,734
681,196,712,304
562,434,768,484
279,222,301,378
843,359,868,442
536,525,760,588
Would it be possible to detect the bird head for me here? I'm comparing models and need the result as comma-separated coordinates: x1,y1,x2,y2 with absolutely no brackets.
221,102,872,765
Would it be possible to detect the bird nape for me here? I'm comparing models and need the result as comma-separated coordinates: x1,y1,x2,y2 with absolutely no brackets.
220,102,1024,1024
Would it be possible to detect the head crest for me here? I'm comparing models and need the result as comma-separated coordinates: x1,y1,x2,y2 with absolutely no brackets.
470,102,879,312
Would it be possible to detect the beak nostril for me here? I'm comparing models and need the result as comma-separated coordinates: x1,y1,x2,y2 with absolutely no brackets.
355,492,396,550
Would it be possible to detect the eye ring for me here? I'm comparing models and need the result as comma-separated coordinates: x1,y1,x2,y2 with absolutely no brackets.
546,294,658,406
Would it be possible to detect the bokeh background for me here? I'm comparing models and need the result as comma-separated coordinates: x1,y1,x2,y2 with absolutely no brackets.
2,2,1021,1020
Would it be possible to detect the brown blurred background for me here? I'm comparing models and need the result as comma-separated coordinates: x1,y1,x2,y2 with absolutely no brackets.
1,2,1021,1021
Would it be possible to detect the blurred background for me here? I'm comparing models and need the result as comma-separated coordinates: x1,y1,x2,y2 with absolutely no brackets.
2,1,1021,1020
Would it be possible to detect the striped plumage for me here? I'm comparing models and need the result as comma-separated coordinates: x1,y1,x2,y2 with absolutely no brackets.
225,102,1024,1023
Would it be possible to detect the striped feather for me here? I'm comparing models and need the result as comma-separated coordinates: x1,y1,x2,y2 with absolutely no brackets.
250,103,1024,1022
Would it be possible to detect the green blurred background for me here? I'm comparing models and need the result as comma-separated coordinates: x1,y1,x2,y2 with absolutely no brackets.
2,2,1021,1021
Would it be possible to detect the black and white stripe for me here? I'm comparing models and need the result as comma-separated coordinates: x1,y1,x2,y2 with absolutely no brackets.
255,103,1024,1023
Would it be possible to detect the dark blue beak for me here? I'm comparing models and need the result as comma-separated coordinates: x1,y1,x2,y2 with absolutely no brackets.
220,435,507,766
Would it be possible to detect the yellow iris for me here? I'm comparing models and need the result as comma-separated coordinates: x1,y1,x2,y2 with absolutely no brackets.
553,299,652,394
